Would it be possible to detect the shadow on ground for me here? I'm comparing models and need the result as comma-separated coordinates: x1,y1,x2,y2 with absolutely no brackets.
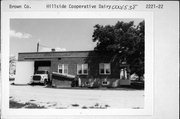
9,100,46,109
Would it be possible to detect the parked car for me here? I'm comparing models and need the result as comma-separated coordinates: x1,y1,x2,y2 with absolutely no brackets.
9,74,15,81
131,80,144,89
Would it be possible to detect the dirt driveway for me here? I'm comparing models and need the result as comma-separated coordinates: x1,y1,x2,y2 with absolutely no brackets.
9,84,144,109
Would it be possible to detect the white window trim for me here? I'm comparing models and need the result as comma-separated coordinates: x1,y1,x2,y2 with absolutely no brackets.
99,63,111,75
58,64,68,74
77,64,88,75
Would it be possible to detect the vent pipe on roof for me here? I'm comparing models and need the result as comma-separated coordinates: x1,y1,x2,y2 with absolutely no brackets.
37,42,39,52
51,48,56,52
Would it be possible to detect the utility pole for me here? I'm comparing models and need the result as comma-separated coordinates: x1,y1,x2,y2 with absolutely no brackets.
37,42,39,52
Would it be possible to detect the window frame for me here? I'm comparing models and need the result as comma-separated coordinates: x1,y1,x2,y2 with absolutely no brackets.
99,63,111,75
58,64,68,75
77,64,88,75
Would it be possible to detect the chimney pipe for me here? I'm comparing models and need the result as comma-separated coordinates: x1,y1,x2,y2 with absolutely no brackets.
37,42,39,52
51,48,55,52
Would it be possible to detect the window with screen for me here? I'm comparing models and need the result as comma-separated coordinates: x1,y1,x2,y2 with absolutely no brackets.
77,64,88,75
99,63,111,75
58,64,68,74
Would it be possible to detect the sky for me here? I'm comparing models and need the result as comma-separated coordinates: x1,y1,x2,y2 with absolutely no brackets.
10,19,143,57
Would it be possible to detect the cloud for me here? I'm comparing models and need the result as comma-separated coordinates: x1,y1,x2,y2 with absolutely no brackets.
10,30,32,39
40,47,66,52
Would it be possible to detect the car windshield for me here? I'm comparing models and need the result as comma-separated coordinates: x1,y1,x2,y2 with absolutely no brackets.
36,71,47,74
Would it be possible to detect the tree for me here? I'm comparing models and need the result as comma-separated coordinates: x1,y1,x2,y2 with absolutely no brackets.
92,21,145,78
9,56,16,75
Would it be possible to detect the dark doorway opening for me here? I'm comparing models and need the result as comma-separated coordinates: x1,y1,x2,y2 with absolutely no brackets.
34,61,51,73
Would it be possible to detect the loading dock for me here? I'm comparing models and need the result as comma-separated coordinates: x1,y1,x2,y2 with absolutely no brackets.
34,60,51,73
15,60,52,84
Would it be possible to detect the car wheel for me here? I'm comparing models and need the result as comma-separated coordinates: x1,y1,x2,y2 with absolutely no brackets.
44,79,48,86
29,82,34,85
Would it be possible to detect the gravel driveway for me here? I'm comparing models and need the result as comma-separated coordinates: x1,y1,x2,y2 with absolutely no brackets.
9,84,144,109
